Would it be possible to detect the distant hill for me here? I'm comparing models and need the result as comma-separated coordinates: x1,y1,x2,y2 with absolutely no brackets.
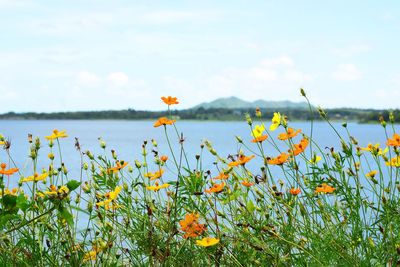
193,96,310,110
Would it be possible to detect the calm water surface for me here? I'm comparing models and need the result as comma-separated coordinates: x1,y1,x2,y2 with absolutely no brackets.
0,120,390,189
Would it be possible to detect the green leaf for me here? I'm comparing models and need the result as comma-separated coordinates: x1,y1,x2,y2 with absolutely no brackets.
3,194,18,213
247,200,255,213
59,207,74,227
16,194,29,212
66,180,81,191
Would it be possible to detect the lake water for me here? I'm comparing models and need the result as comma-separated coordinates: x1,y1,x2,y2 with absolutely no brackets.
0,119,392,189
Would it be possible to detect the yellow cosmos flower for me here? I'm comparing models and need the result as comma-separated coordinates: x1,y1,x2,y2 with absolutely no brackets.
365,170,378,178
21,172,48,183
196,237,219,247
251,124,266,138
96,186,123,210
269,112,281,131
44,185,69,195
82,251,96,262
144,169,165,181
0,141,4,145
361,143,388,157
309,155,321,164
146,181,170,192
45,129,68,140
386,156,400,167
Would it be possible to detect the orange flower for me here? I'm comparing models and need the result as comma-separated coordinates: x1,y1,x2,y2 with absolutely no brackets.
212,172,230,180
154,117,176,127
179,212,207,238
161,96,179,105
251,135,268,143
241,180,254,187
291,139,309,156
290,188,301,195
108,161,129,173
144,169,165,181
160,156,168,162
314,183,336,194
267,153,292,165
386,133,400,146
277,128,301,140
205,182,225,193
0,163,19,175
228,155,255,167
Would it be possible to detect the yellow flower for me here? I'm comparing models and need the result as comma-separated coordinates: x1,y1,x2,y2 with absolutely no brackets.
44,185,69,195
82,251,96,262
21,172,48,183
196,237,219,247
146,181,170,192
269,112,281,131
309,155,321,164
0,141,4,145
361,143,388,157
45,129,68,140
251,124,266,138
96,186,122,210
386,156,400,167
365,170,378,178
144,169,165,181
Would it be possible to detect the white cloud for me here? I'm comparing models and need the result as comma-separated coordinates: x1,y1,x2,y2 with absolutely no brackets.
332,64,361,81
332,45,372,57
107,72,129,87
76,71,102,87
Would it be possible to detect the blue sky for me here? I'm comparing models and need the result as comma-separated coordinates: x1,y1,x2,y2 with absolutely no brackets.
0,0,399,112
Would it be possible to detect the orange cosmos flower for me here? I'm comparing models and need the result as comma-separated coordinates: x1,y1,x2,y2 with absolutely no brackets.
160,156,168,162
314,183,336,194
241,180,254,187
0,163,19,175
267,153,292,165
205,182,225,193
154,117,176,127
179,212,207,238
144,169,165,181
291,139,309,156
108,161,129,173
290,188,301,195
161,96,179,105
251,135,268,143
277,128,302,140
228,155,255,167
212,172,230,180
386,133,400,146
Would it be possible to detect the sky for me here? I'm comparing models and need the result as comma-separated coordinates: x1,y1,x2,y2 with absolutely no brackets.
0,0,399,112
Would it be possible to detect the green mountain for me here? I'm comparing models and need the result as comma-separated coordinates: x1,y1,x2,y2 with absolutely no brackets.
193,96,309,109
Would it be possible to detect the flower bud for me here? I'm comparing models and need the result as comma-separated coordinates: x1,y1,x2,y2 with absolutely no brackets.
83,163,88,170
318,107,326,119
379,116,386,128
100,140,106,149
255,108,261,118
135,160,141,168
235,136,243,143
300,88,306,97
245,114,252,125
389,111,394,124
48,153,54,160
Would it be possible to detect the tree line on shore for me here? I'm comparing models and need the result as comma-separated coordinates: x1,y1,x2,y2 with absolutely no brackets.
0,107,399,123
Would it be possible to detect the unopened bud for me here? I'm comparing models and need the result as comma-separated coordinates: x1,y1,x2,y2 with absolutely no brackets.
300,88,306,97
